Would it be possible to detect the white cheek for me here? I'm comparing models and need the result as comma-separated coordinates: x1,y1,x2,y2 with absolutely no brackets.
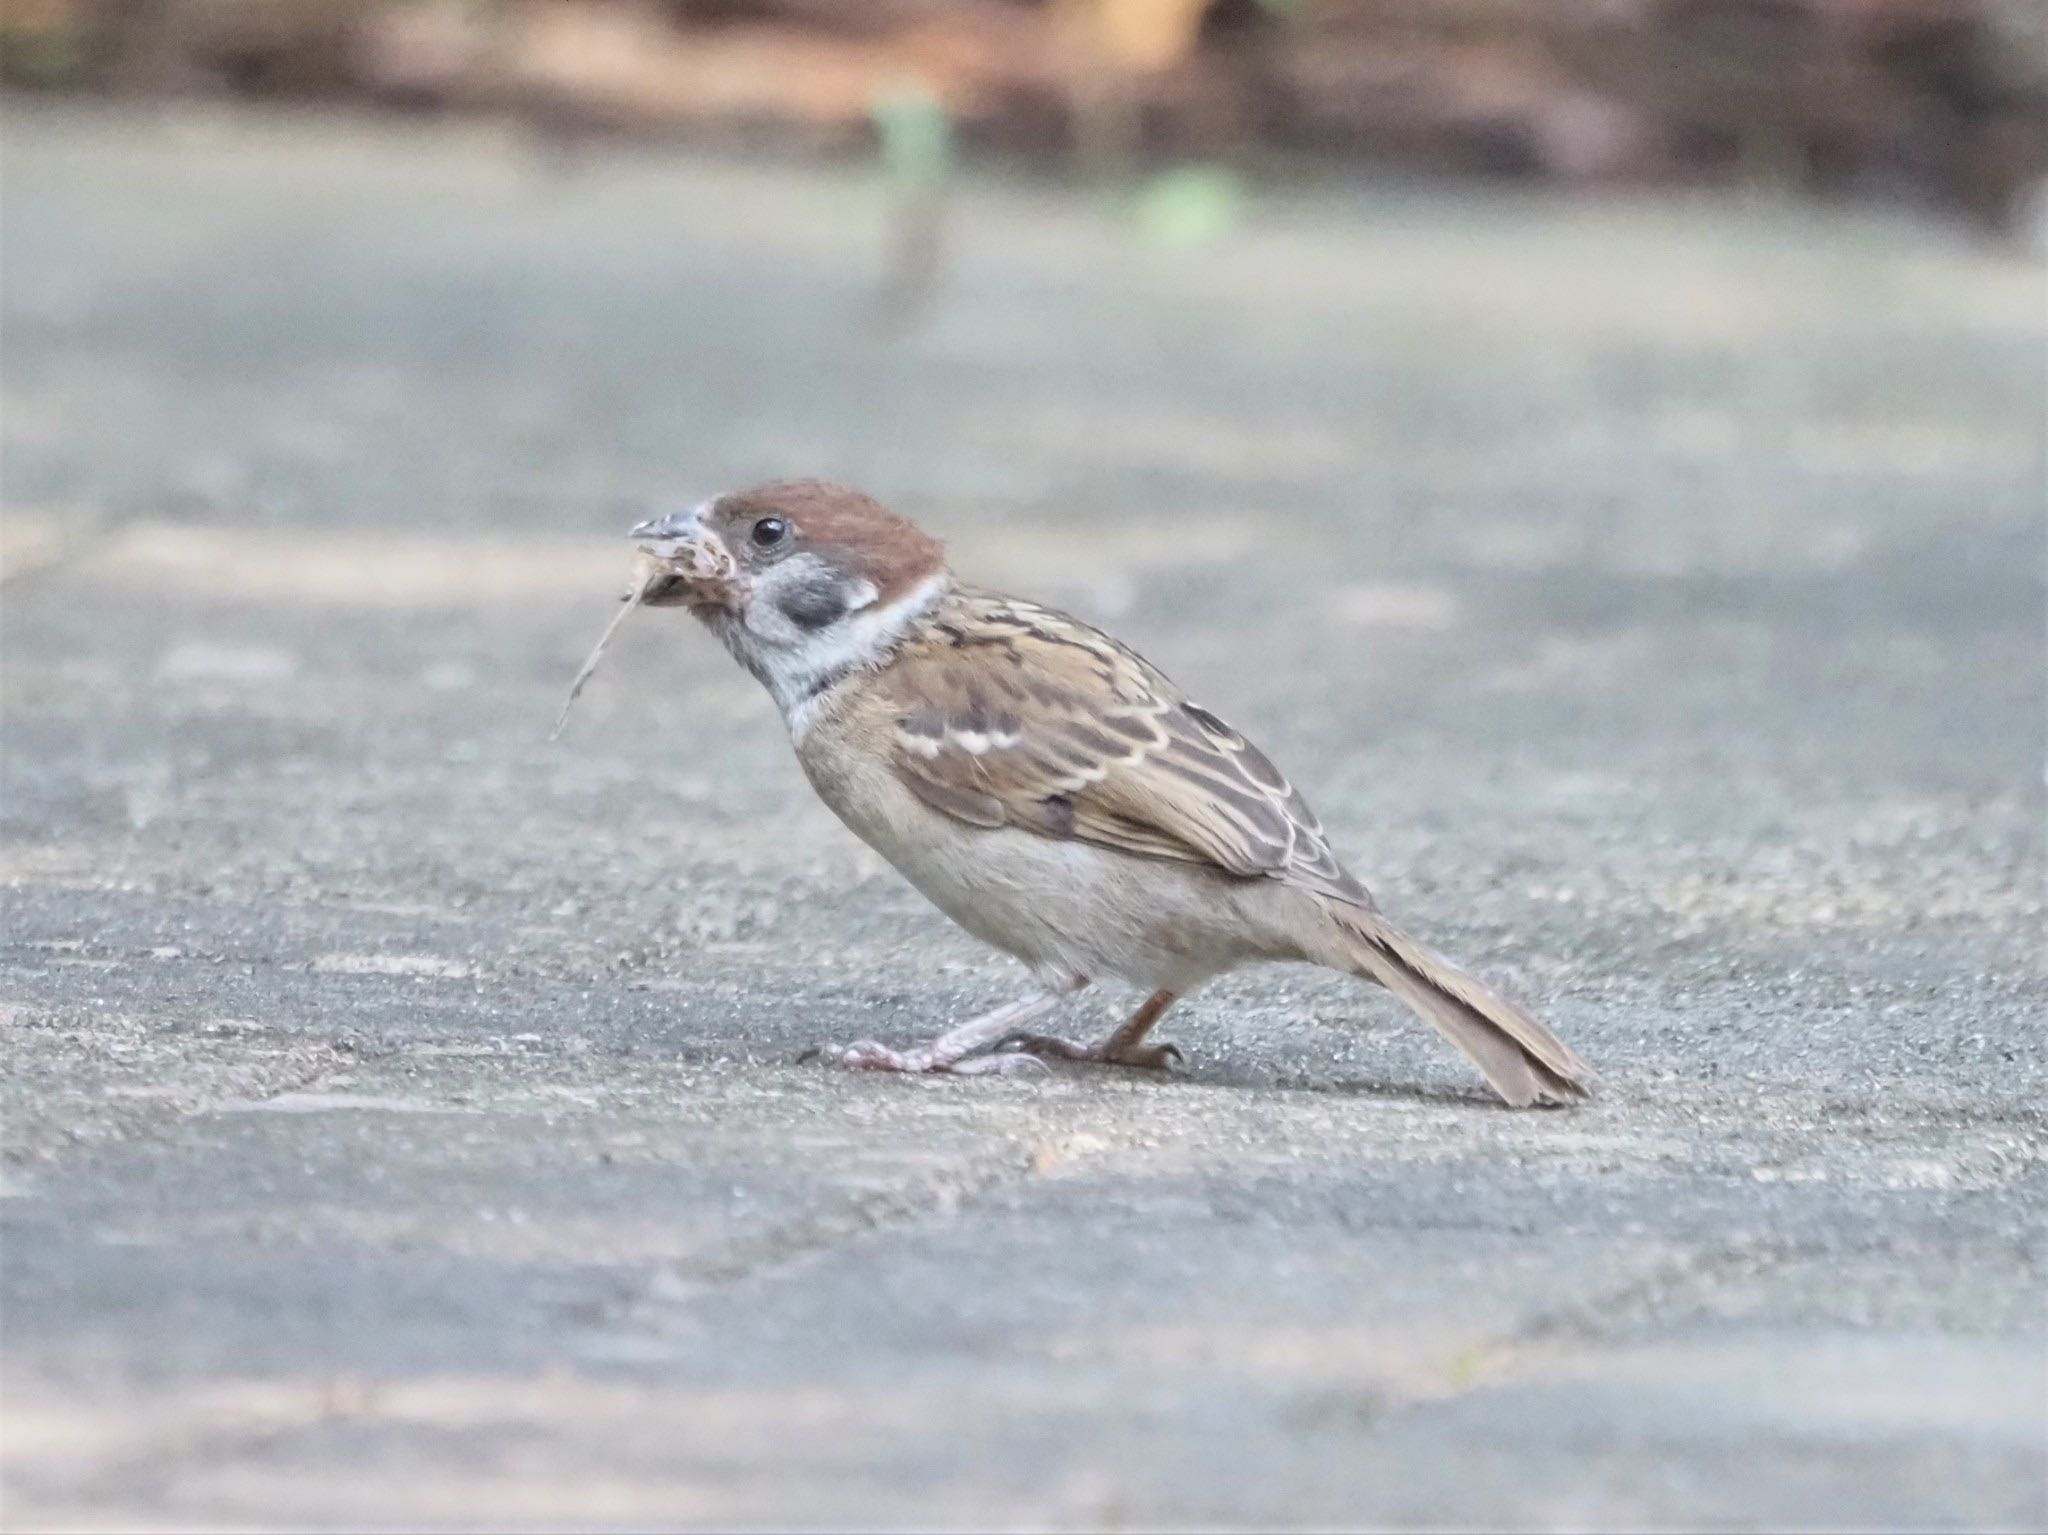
777,570,949,739
837,577,880,624
773,575,879,673
732,556,924,726
742,555,834,648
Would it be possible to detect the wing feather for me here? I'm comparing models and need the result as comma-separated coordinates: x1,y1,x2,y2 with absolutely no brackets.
883,588,1371,904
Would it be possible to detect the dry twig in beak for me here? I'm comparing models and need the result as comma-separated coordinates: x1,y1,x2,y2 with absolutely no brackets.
551,553,665,740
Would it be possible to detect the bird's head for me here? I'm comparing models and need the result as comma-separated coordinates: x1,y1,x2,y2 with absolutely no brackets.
630,480,949,716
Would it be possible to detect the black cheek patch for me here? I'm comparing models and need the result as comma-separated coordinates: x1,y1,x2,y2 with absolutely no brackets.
778,577,853,633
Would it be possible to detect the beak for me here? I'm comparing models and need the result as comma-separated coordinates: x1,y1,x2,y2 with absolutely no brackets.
627,503,737,610
630,506,701,544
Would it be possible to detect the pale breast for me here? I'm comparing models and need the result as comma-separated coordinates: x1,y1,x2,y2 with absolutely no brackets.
795,691,1305,991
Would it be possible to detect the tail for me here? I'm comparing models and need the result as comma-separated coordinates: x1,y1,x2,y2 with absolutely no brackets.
1316,898,1592,1108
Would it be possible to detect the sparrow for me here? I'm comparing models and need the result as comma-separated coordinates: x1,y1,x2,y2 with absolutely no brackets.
626,480,1592,1107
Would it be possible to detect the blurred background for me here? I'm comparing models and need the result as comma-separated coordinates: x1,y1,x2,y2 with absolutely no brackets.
3,3,2045,1531
5,0,2048,236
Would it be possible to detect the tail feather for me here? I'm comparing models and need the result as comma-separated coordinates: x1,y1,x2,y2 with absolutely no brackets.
1317,899,1591,1108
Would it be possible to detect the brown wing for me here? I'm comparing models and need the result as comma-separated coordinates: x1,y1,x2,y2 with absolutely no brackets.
882,588,1371,905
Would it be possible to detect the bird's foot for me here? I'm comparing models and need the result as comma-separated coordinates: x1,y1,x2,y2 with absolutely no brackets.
1001,1033,1184,1071
803,1039,1049,1077
798,984,1084,1078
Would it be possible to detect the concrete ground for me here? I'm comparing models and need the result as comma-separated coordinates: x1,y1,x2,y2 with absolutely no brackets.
1,106,2043,1531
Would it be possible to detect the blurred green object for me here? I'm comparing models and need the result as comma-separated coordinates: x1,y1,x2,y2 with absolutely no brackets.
1133,164,1247,248
872,81,953,189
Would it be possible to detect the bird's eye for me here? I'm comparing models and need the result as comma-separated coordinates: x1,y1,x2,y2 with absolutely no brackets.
750,517,790,549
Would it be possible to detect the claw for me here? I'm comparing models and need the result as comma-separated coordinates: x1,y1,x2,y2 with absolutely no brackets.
1002,1033,1185,1071
805,1039,1048,1077
799,984,1082,1080
948,1051,1050,1077
1000,1032,1093,1062
826,1040,920,1072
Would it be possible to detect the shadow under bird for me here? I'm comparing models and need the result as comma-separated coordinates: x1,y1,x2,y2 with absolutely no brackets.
616,480,1592,1106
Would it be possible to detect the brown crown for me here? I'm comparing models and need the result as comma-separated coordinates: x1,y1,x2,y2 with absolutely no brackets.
714,479,947,604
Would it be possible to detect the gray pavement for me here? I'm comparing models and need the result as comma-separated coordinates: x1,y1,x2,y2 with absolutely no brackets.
2,105,2044,1530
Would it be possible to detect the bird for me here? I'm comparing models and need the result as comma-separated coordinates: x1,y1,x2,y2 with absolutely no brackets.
626,479,1592,1107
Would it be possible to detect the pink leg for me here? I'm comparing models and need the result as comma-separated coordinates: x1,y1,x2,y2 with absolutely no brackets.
1004,990,1182,1070
808,983,1083,1076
